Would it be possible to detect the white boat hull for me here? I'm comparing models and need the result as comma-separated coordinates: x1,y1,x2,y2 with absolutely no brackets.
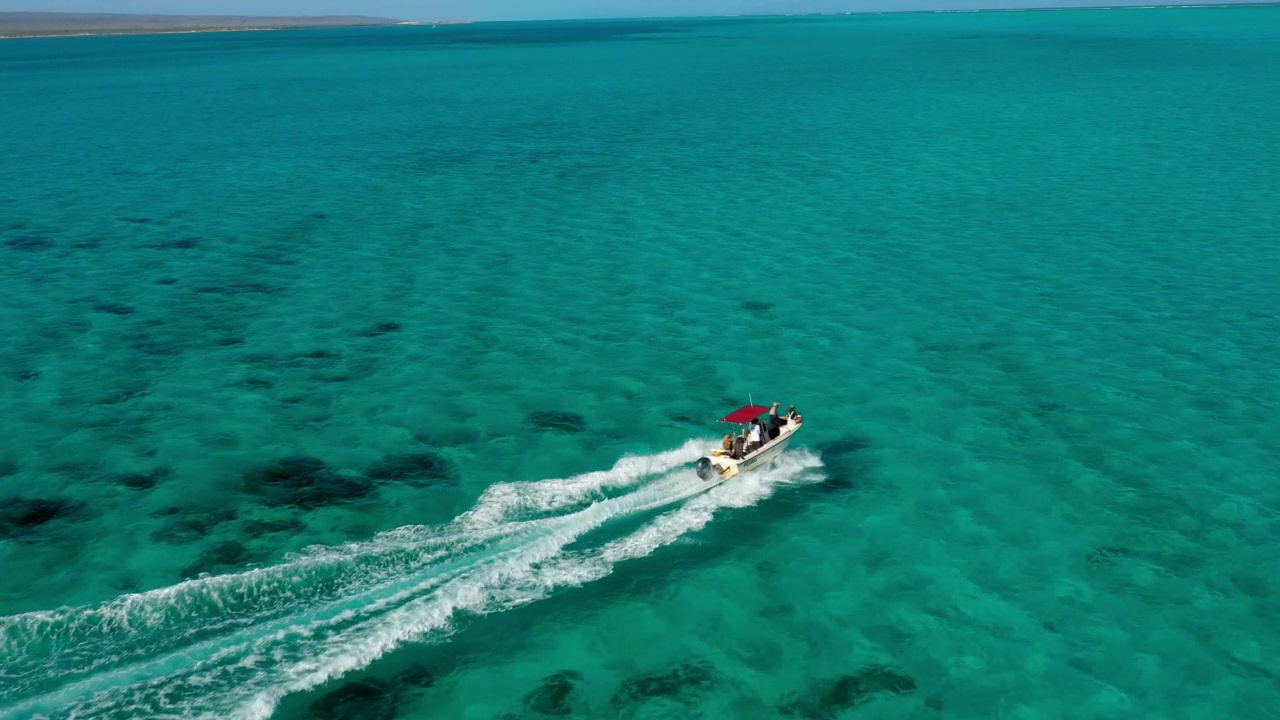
696,417,802,482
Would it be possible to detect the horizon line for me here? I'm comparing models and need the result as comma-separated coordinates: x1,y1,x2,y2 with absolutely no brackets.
4,2,1279,25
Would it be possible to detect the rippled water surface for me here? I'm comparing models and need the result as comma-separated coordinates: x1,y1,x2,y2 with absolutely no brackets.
2,9,1279,719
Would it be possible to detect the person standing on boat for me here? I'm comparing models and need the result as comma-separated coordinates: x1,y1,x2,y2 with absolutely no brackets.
768,402,784,439
747,418,764,453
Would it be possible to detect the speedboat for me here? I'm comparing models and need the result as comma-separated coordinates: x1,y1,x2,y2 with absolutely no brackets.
695,403,803,482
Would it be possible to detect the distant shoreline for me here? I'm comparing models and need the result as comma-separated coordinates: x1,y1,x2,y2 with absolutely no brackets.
0,26,472,40
1,27,285,40
1,4,1273,39
0,13,472,40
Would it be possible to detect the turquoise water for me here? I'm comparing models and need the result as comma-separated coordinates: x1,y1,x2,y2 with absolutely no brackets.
2,7,1280,718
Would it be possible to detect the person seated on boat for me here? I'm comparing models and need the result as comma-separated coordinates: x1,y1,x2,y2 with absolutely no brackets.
731,433,746,459
788,406,803,424
721,434,733,456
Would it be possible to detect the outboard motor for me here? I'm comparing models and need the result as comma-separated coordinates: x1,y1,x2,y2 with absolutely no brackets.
696,456,715,481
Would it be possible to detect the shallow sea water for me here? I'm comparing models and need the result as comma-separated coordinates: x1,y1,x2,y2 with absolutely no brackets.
1,8,1279,719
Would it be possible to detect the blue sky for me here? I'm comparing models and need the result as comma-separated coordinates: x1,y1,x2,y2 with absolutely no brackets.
0,0,1265,21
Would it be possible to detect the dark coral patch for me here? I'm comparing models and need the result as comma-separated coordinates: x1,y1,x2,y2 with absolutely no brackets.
243,517,306,537
612,660,716,706
114,468,172,491
0,497,88,540
149,237,200,250
92,302,135,315
397,665,435,689
741,301,772,312
156,277,180,285
779,665,916,719
14,369,39,381
246,351,340,372
817,473,858,495
180,540,253,578
1086,546,1134,567
252,455,328,484
5,234,54,251
366,453,454,486
217,337,245,347
1031,402,1064,418
310,678,399,720
117,470,166,490
151,508,237,544
241,282,285,294
119,217,152,224
195,283,283,296
97,387,150,405
244,456,375,509
816,436,874,494
0,459,17,477
525,670,581,716
240,378,275,389
528,410,588,434
130,339,185,356
48,459,101,476
359,321,403,337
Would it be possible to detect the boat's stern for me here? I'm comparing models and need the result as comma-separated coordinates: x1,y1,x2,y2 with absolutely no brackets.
696,456,716,481
696,453,738,481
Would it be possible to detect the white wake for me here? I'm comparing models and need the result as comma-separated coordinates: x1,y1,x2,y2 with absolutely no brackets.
0,439,823,720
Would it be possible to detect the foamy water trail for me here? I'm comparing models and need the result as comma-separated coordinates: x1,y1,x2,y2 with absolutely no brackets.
0,441,823,720
454,439,712,530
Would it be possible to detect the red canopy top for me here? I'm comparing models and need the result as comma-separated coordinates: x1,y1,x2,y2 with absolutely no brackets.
720,405,769,424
